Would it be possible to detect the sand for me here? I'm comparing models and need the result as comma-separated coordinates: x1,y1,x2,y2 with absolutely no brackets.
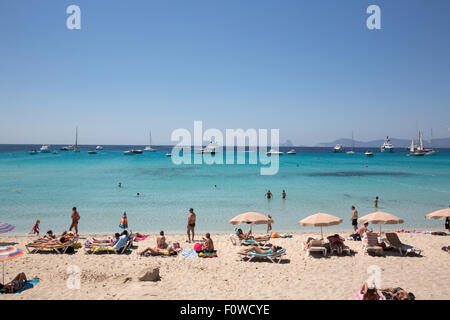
1,231,449,300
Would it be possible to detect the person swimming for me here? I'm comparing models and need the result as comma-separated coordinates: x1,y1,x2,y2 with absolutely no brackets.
265,190,272,199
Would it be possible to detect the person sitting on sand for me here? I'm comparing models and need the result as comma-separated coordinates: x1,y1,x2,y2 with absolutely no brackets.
0,273,37,294
157,231,168,249
202,233,214,252
360,282,381,300
239,245,282,255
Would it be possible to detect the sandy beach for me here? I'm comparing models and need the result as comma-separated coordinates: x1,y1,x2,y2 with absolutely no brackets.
1,231,449,300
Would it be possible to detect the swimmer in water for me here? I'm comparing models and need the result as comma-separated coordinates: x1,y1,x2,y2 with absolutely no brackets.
265,190,272,199
282,190,286,199
374,196,379,208
118,182,122,188
136,193,140,197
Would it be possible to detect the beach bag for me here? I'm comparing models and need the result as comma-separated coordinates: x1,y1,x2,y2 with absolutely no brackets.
193,243,202,252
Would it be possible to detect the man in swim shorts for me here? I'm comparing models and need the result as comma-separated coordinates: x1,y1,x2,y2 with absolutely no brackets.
187,208,196,243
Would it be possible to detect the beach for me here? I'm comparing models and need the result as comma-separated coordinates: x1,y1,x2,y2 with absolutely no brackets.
1,231,449,300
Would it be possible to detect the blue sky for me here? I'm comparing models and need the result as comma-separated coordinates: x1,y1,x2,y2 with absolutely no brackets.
0,0,449,145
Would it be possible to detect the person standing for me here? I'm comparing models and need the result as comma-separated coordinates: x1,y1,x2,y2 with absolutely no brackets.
351,206,358,232
187,208,196,243
282,190,286,199
267,214,273,234
374,196,379,208
265,190,272,199
69,207,80,235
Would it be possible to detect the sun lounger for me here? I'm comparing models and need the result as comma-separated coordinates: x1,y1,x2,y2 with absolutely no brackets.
362,232,384,255
239,248,286,263
85,235,133,254
385,233,422,256
25,236,78,254
330,244,351,255
302,239,327,257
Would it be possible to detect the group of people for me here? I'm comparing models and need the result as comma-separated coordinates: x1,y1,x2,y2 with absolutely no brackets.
265,190,286,199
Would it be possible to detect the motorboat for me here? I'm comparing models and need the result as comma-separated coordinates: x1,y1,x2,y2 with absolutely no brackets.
88,150,97,154
266,149,284,155
96,146,103,150
39,145,51,153
124,150,136,155
287,149,296,154
380,136,394,153
365,150,374,156
29,150,38,155
333,144,344,153
165,153,172,157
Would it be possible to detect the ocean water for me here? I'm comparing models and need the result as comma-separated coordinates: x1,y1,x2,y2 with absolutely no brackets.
0,145,449,235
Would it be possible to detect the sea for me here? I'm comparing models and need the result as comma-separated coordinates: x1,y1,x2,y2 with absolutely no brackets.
0,145,449,235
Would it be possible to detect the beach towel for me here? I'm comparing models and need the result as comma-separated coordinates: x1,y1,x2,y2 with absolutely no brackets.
135,236,147,242
181,249,198,258
0,279,40,294
353,289,385,300
198,251,218,258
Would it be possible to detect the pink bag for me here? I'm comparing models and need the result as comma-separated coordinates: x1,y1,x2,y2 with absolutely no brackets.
194,243,202,252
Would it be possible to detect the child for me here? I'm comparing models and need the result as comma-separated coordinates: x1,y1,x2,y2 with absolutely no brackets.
31,220,40,235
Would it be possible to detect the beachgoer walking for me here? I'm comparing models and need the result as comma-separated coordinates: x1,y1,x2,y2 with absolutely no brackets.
351,206,358,232
187,208,196,243
31,219,40,235
374,196,379,208
267,214,272,233
69,207,80,235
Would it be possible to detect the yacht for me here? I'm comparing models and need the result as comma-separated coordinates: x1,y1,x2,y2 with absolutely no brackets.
408,131,436,156
144,131,156,152
201,140,219,154
380,136,394,153
39,145,51,153
96,146,103,151
287,149,296,154
131,149,143,154
333,144,344,153
365,150,374,156
124,150,136,155
266,149,284,155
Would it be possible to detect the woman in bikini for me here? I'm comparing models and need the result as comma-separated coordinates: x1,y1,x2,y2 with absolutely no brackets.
239,245,282,255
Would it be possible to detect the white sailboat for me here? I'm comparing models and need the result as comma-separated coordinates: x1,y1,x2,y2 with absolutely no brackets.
73,127,80,152
144,131,156,152
346,132,355,154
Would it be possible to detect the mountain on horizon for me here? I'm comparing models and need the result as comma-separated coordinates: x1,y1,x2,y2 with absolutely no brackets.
316,137,450,148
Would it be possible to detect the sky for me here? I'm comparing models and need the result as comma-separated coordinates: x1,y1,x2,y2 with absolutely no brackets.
0,0,449,146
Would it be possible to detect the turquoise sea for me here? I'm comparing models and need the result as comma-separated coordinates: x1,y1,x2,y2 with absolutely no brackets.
0,145,449,235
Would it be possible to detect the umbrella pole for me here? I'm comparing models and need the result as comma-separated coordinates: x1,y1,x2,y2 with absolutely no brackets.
2,261,4,284
321,226,323,239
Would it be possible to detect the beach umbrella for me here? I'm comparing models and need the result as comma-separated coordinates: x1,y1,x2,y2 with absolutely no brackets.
298,212,343,238
119,212,128,229
229,212,273,233
358,211,404,234
0,223,15,234
425,207,450,220
0,246,23,284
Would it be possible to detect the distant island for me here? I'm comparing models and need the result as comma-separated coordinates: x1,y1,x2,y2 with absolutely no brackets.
316,137,450,148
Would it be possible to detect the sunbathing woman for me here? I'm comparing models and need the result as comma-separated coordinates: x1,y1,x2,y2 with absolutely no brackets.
239,245,282,255
236,229,270,241
0,273,32,293
138,246,177,256
92,233,120,246
360,282,381,300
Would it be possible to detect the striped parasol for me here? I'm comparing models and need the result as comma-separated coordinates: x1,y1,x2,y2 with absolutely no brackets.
0,246,24,283
0,223,15,234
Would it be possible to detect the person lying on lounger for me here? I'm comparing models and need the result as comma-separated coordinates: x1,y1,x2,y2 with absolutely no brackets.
304,236,323,249
360,282,414,300
92,233,120,246
239,245,282,255
327,234,346,255
236,229,270,241
138,246,177,256
0,273,37,293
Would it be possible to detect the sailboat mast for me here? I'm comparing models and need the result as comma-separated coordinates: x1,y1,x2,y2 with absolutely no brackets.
75,126,78,148
149,131,152,147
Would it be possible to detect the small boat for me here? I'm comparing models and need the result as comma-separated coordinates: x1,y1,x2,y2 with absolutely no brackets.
52,151,58,155
29,150,38,155
346,132,355,154
131,149,143,154
39,145,51,153
200,140,218,154
124,150,136,155
60,145,73,151
333,144,344,153
144,131,156,152
95,146,103,150
365,151,374,156
266,149,284,155
88,150,97,154
73,127,80,152
380,136,394,153
165,153,172,157
287,149,296,154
